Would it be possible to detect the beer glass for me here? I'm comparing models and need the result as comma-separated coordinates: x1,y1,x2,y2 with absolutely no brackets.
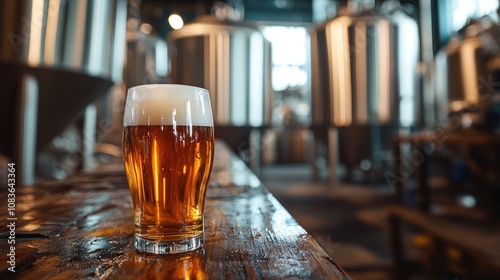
122,84,214,254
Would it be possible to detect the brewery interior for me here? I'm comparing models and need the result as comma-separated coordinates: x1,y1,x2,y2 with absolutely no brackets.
1,0,500,279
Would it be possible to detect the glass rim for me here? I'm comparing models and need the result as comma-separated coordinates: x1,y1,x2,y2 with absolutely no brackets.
128,84,208,93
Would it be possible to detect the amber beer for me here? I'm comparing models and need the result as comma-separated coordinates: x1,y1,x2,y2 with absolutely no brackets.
122,84,214,254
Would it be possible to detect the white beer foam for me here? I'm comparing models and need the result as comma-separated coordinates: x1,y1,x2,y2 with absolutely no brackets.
124,84,214,127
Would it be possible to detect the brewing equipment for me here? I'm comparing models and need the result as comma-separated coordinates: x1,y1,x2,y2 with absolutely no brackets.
98,0,169,147
124,0,169,88
434,17,500,133
36,0,169,179
0,0,127,184
310,0,420,182
167,5,273,173
167,15,273,128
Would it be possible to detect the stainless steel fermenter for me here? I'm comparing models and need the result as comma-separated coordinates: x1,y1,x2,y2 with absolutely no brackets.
310,0,421,181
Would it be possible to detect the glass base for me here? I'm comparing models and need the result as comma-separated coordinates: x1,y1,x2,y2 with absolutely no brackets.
135,234,204,254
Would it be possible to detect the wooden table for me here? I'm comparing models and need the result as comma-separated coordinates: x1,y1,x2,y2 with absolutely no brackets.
0,141,349,279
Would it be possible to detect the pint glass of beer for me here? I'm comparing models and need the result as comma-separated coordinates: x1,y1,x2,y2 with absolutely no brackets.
122,84,214,254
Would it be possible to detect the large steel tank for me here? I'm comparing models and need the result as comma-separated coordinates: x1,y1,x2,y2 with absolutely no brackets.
435,18,500,133
310,1,420,181
0,0,127,183
0,0,126,79
167,15,273,128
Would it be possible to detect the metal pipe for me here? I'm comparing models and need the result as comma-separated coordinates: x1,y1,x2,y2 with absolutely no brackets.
420,0,435,128
16,74,38,185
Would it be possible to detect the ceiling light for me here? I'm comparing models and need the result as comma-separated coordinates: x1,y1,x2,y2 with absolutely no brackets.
168,14,184,30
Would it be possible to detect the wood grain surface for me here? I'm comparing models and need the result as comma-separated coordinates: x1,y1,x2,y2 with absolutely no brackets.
0,141,350,279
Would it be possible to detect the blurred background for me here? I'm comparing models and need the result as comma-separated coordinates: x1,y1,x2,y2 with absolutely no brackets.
1,0,500,279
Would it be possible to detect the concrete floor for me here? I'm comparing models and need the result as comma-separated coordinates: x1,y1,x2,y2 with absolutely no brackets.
260,164,394,280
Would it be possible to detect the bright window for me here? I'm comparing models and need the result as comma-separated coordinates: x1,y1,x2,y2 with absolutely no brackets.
262,26,310,92
450,0,498,32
